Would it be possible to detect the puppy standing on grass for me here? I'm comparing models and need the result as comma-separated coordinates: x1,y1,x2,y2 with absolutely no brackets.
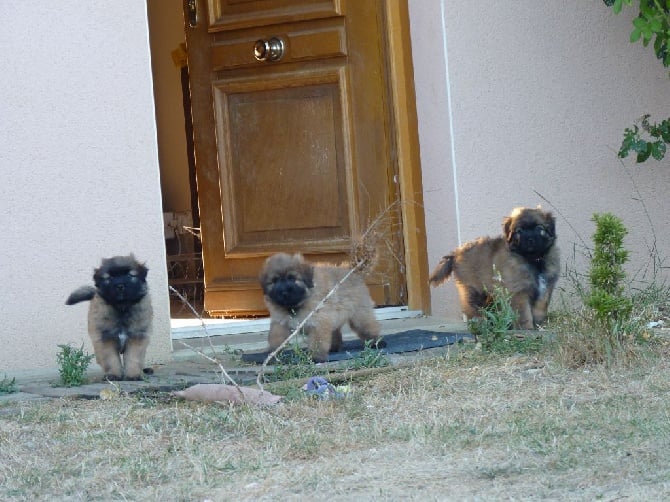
66,254,152,380
259,252,383,362
429,207,560,329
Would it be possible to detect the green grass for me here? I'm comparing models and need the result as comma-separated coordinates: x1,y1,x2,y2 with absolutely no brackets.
55,343,95,387
0,374,18,394
2,349,670,499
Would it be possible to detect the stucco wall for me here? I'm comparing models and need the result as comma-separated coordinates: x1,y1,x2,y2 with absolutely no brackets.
0,1,172,374
147,0,192,214
411,1,670,319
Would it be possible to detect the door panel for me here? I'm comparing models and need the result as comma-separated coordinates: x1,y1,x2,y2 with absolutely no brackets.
207,0,339,31
186,0,407,317
215,73,350,255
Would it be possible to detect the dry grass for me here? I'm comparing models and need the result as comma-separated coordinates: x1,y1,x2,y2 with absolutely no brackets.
2,347,670,501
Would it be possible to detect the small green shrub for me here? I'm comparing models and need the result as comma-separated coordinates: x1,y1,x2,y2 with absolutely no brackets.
56,343,95,387
551,212,658,367
586,213,632,324
343,339,390,371
467,283,543,355
0,374,18,394
266,340,318,383
265,336,390,383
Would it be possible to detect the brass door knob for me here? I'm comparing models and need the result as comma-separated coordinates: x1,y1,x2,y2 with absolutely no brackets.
253,37,285,62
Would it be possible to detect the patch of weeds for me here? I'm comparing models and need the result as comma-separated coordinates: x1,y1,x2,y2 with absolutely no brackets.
0,373,18,394
551,212,659,367
343,339,390,370
468,282,543,355
265,341,319,383
55,343,95,387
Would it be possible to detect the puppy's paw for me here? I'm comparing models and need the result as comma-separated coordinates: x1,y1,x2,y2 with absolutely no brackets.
367,337,387,349
105,374,123,381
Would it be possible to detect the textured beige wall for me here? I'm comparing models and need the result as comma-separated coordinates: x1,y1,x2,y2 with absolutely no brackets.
410,1,670,319
147,0,192,214
0,1,172,373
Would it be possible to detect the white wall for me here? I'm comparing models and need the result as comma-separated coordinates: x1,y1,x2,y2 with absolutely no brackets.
147,0,192,214
0,1,172,373
411,1,670,319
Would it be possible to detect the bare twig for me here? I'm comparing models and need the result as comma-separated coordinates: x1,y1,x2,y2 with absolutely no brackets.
615,155,665,281
256,265,361,391
533,190,590,255
255,203,400,390
168,286,244,398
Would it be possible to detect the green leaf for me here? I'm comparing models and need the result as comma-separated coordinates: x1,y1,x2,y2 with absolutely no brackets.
631,27,644,42
631,27,643,42
636,143,652,162
660,124,670,143
654,34,663,52
651,140,666,160
616,0,624,13
633,17,648,29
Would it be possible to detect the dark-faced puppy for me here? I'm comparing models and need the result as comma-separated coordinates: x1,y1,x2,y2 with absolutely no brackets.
66,254,152,380
429,207,560,329
259,253,382,362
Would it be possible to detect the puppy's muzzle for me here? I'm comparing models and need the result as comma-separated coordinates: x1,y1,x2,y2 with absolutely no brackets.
511,226,553,256
269,279,306,308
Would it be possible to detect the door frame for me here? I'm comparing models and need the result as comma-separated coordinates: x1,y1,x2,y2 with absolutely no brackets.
185,0,431,315
383,1,430,313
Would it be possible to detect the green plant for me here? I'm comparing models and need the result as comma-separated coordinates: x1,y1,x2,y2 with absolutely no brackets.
549,213,662,367
56,343,95,387
619,115,670,162
585,213,633,324
265,339,319,383
467,281,543,355
0,374,18,394
603,0,670,161
343,339,390,371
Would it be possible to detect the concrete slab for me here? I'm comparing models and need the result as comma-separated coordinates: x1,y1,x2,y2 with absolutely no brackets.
0,316,469,404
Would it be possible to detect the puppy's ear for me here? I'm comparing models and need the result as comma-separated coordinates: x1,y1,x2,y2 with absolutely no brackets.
92,265,105,286
300,262,315,289
544,212,556,237
134,262,149,280
259,268,271,294
502,216,513,240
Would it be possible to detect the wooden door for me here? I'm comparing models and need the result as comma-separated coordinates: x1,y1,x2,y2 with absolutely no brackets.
185,0,410,317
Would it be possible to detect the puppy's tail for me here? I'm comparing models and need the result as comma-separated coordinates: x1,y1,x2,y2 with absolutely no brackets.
66,286,96,305
428,255,455,286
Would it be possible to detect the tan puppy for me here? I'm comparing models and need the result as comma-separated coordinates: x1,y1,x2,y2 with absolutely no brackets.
429,207,560,329
66,255,152,380
259,253,382,362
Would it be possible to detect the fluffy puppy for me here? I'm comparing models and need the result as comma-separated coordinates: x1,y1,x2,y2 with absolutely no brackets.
429,207,560,329
66,254,152,380
259,252,383,362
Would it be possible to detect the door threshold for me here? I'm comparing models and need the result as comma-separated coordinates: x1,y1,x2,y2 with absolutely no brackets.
171,306,423,340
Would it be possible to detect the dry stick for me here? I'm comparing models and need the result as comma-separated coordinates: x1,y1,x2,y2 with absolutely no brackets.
533,190,590,254
255,204,399,390
255,199,403,390
256,265,360,391
168,286,245,400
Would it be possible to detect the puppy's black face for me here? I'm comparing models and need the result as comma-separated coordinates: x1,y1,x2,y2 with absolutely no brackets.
504,208,556,259
94,256,148,305
260,253,314,309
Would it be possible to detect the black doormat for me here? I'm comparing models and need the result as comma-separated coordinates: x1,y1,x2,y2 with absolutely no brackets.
240,329,473,364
